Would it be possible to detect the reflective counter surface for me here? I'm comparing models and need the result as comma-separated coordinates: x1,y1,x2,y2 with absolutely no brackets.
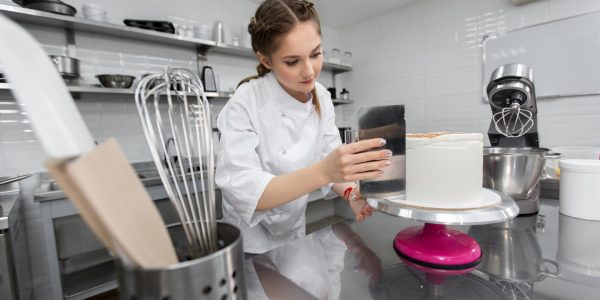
244,199,600,300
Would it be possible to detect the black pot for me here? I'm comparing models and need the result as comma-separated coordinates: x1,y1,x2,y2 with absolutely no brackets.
22,0,77,16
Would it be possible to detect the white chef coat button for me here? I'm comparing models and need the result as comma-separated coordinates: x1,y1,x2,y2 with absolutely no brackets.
281,113,285,118
281,149,286,155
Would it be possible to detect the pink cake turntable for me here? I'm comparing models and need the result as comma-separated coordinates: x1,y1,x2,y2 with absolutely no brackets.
368,188,519,282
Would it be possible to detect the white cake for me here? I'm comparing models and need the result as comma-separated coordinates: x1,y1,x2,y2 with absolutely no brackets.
404,132,485,208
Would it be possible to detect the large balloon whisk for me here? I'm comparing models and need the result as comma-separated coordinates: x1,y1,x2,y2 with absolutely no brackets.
492,101,534,138
135,68,217,258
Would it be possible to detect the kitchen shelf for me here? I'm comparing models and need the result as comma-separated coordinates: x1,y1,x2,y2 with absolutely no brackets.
0,3,353,73
0,82,228,98
0,3,244,58
323,62,352,74
332,99,353,106
0,3,352,103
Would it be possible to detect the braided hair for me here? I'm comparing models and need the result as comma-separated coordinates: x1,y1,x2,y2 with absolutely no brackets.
239,0,322,116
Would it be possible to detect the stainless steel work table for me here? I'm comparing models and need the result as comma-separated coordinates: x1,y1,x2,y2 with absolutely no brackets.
243,199,600,300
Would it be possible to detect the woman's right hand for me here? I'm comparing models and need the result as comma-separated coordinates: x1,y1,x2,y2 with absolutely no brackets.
319,138,391,183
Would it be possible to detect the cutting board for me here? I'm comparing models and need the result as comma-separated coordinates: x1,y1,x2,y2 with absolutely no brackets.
48,138,178,268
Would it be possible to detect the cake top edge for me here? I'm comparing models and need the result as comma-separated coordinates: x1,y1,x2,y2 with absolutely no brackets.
406,132,453,139
407,132,483,139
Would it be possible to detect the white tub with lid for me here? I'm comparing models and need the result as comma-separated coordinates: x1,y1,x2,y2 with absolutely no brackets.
559,159,600,220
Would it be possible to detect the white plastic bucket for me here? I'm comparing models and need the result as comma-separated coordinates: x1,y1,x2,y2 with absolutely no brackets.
559,159,600,220
557,213,600,276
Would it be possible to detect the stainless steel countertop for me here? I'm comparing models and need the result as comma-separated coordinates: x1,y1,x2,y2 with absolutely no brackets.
0,176,20,230
245,199,600,300
32,161,214,202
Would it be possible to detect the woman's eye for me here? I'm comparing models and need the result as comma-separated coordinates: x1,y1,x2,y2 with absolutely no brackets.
285,60,298,66
311,52,322,58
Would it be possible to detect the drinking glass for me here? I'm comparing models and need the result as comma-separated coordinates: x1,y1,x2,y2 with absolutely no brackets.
344,129,361,144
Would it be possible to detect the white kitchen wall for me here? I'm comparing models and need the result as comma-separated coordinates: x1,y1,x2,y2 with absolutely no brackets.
0,0,340,177
336,0,600,148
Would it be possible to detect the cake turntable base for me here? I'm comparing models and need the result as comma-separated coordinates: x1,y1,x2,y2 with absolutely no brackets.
367,188,519,279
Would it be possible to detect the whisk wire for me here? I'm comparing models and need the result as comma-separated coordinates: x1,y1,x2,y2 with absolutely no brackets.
135,77,196,248
135,68,218,257
156,82,203,251
167,89,205,252
493,105,534,138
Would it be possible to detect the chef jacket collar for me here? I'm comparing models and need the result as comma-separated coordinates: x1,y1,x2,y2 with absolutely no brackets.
266,72,314,111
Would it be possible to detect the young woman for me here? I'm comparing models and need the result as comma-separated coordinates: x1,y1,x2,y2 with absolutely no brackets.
215,0,391,253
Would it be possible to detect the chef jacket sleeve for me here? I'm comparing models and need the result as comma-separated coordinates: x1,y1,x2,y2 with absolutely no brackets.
215,98,273,227
319,92,343,198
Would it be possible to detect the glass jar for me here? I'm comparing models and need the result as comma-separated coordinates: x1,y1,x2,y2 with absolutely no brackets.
340,88,350,101
329,48,341,64
342,51,353,67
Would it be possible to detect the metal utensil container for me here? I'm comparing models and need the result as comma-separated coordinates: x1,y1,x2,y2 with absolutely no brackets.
117,222,246,300
49,55,80,79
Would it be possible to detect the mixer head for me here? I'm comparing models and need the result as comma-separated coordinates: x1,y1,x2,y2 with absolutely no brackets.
487,64,539,147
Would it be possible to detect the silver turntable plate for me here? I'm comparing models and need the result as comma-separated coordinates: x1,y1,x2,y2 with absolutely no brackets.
367,188,519,225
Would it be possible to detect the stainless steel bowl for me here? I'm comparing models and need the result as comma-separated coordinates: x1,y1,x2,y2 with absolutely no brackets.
49,55,80,79
483,147,560,200
96,74,135,88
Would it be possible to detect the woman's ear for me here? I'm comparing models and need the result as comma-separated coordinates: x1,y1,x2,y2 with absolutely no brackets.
256,52,272,69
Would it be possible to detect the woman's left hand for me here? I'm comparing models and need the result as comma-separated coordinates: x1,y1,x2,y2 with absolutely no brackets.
343,186,373,222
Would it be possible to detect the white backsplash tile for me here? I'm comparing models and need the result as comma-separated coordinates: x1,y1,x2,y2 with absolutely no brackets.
548,0,580,20
378,73,425,101
379,1,424,36
578,0,600,12
424,66,481,98
424,18,464,49
1,141,45,175
341,20,381,66
502,0,551,30
424,44,479,73
422,0,480,26
77,99,102,137
336,0,600,151
380,29,425,58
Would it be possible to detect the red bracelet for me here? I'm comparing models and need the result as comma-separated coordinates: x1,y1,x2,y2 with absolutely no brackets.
343,187,353,200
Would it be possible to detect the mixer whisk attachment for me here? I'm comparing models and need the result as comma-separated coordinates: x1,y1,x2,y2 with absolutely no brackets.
492,101,535,138
135,68,217,257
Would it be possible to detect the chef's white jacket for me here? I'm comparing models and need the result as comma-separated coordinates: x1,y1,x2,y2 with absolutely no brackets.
216,72,341,253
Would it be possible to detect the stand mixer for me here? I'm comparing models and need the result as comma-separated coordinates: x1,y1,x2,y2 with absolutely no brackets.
485,63,557,215
487,63,538,148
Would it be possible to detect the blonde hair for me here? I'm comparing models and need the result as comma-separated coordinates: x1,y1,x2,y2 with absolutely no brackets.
239,0,322,116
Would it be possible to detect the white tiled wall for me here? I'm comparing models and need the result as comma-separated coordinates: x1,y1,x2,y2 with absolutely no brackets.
336,0,600,148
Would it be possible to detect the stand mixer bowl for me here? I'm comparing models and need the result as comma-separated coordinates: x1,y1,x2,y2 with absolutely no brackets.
483,147,559,200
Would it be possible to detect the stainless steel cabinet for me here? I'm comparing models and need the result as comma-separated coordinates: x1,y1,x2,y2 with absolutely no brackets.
32,170,222,299
0,188,32,300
